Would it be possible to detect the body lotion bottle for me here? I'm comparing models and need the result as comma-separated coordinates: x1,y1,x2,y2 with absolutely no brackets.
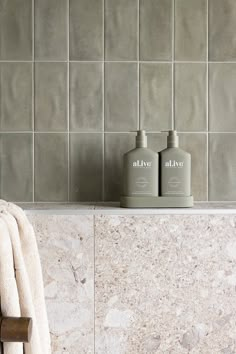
123,130,159,197
160,130,191,197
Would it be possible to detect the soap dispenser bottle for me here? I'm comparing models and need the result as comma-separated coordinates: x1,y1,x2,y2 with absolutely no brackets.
123,130,159,197
159,130,191,197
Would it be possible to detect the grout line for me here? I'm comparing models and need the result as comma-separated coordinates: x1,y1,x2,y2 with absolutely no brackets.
206,0,209,202
67,0,70,202
1,59,236,64
102,0,105,202
137,0,140,130
1,130,236,134
93,215,96,354
171,0,175,130
32,0,35,202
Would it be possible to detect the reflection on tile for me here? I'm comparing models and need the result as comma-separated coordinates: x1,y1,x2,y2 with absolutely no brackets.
0,0,32,60
35,63,67,131
209,0,236,61
175,64,207,131
209,134,236,201
70,63,103,132
175,0,207,60
0,134,32,201
0,63,32,131
70,0,103,60
105,0,137,60
105,63,138,132
70,133,103,201
140,0,172,60
30,214,94,353
35,134,68,202
140,64,172,131
179,133,207,201
209,64,236,131
35,0,67,60
95,214,236,353
104,133,135,201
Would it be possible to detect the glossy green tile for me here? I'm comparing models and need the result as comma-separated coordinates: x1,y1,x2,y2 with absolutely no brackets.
209,64,236,131
175,64,207,132
35,0,67,60
0,134,33,201
179,133,207,201
35,63,67,131
35,134,68,202
105,0,138,60
70,0,103,60
209,0,236,61
147,133,168,153
104,133,135,200
140,0,172,60
0,63,32,131
105,63,138,131
70,133,103,201
209,134,236,201
70,63,103,132
175,0,207,60
0,0,32,60
140,63,172,131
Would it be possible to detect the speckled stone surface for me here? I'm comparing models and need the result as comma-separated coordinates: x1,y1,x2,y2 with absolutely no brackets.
27,213,236,353
29,215,94,354
95,215,236,354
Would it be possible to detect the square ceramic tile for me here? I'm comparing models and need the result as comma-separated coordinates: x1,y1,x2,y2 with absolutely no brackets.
209,64,236,131
70,63,103,132
0,63,32,131
105,63,138,132
104,133,135,201
35,63,67,131
175,0,207,61
209,134,236,201
105,0,138,60
140,0,172,60
140,64,172,131
30,214,94,353
0,0,32,60
209,0,236,61
175,64,207,131
70,133,103,201
148,133,207,201
35,0,67,60
34,134,68,202
0,134,33,201
179,133,207,201
70,0,103,60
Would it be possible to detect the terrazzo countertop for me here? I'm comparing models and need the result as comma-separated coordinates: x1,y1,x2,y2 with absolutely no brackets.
19,202,236,215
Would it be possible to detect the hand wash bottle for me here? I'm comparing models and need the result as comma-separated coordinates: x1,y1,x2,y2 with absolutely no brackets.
123,130,159,197
159,130,191,197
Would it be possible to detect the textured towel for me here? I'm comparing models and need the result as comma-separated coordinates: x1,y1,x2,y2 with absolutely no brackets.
0,201,51,354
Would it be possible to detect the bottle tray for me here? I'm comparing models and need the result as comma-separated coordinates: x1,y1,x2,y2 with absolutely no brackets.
120,195,194,208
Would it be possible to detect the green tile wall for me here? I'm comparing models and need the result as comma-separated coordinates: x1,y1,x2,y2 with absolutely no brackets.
0,0,236,202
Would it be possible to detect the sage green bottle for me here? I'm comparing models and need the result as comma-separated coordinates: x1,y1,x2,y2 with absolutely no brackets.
160,130,191,196
123,130,159,196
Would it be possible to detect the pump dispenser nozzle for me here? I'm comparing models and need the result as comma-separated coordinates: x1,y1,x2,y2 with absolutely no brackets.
166,130,179,148
136,130,147,148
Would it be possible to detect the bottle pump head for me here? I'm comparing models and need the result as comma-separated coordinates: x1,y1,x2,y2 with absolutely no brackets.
166,130,179,148
136,130,147,148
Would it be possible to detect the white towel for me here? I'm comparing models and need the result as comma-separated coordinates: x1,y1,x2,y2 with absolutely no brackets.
0,201,51,354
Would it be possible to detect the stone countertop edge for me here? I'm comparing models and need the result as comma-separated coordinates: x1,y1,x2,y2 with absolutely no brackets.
15,202,236,215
